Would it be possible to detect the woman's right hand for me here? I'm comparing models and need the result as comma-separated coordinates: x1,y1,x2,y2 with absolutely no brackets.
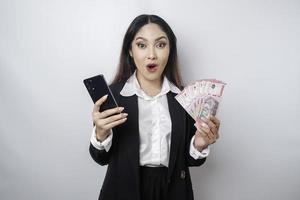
92,95,128,142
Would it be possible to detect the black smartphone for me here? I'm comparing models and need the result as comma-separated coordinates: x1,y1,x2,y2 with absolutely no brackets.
83,74,118,112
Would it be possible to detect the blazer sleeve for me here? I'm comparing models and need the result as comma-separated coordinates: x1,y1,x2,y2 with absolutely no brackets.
185,113,207,167
89,143,111,166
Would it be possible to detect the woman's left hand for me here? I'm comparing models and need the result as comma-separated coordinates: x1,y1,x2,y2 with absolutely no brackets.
193,116,220,151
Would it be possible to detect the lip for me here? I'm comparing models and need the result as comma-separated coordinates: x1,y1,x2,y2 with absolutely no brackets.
146,63,158,72
146,63,158,67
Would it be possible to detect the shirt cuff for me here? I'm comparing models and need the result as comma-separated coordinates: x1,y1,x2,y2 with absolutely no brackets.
189,135,210,159
90,126,113,152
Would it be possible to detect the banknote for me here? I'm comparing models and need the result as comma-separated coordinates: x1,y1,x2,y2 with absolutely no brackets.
175,79,226,121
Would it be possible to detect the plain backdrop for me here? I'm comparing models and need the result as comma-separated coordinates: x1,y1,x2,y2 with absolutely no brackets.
1,0,299,200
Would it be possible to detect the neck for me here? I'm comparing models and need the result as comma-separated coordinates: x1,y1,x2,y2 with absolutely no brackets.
136,75,163,97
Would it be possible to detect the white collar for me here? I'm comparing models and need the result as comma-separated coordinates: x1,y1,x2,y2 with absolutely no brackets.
120,71,181,99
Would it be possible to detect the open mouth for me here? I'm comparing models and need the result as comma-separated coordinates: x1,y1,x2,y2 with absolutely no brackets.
146,63,158,72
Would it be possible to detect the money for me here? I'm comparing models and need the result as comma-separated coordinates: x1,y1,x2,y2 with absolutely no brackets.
175,79,226,122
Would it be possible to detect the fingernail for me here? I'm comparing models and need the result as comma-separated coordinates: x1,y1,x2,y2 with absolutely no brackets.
104,94,108,98
123,113,128,117
119,107,124,112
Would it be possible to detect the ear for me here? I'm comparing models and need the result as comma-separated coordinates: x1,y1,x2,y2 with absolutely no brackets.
129,49,133,57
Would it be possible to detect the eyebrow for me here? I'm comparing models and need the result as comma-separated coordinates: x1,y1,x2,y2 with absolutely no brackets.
135,36,168,41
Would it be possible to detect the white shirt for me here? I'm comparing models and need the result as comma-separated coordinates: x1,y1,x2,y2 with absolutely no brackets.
90,72,209,167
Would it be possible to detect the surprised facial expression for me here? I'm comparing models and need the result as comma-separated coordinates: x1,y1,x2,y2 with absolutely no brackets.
129,23,170,85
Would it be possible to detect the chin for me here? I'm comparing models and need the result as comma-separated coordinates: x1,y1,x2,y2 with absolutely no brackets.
137,68,164,82
145,72,163,81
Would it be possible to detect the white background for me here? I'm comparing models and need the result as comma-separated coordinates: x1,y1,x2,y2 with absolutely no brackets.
1,0,299,199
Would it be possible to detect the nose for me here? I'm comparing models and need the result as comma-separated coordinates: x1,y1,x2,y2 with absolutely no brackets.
147,46,157,60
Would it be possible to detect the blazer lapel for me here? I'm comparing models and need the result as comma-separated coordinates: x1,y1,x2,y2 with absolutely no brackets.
118,94,140,169
167,92,185,178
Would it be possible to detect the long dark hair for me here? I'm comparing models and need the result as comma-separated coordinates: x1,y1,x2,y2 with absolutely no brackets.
111,14,182,89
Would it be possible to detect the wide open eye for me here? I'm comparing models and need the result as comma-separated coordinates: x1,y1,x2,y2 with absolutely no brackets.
137,43,146,49
157,42,167,48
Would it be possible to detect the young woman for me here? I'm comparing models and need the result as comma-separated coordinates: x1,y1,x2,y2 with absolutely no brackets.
89,14,220,200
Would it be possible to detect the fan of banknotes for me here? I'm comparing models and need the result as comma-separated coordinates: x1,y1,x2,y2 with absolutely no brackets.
175,79,226,122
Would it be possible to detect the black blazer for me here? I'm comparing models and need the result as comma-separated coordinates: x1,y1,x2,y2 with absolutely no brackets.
89,82,206,200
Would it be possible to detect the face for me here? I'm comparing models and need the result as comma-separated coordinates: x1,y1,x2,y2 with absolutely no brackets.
129,23,170,85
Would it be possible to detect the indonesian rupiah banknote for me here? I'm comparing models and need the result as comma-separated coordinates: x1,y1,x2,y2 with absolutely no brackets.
175,79,226,122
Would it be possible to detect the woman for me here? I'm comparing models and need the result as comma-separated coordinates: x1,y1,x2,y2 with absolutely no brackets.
89,14,220,200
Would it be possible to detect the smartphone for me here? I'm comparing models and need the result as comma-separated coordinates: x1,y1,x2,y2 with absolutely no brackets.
83,74,118,112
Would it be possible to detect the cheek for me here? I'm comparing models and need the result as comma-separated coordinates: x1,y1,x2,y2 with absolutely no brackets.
133,55,146,69
161,49,170,63
132,49,146,61
131,51,143,66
